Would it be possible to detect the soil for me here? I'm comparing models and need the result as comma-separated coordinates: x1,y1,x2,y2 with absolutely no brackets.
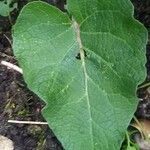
0,0,150,150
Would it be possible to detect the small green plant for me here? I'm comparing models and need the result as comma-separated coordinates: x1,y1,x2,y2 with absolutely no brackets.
0,0,17,17
12,0,148,150
122,132,140,150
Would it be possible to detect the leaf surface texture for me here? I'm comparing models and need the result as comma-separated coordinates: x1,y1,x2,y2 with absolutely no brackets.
13,1,147,150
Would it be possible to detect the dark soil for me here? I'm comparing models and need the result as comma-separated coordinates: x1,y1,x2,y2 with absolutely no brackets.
0,0,150,150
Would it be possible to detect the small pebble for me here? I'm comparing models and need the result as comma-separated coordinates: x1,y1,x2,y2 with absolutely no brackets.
0,135,14,150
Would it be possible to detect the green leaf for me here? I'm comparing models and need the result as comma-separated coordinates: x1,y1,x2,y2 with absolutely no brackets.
126,144,140,150
12,1,148,150
126,146,137,150
0,0,17,17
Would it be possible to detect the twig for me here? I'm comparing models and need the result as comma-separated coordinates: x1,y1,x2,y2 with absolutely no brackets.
1,60,23,74
133,116,146,140
138,82,150,89
4,34,12,46
8,120,48,125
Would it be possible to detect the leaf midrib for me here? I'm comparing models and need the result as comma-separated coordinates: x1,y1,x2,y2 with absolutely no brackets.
73,19,94,149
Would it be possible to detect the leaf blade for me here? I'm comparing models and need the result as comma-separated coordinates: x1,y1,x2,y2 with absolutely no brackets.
13,1,148,150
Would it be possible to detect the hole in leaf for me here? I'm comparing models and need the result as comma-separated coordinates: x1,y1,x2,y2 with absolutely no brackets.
75,53,81,60
75,50,87,60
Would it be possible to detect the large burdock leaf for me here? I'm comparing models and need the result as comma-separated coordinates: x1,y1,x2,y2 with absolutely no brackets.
12,1,147,150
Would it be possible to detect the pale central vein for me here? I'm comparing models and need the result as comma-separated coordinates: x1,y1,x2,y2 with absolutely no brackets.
73,19,94,148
